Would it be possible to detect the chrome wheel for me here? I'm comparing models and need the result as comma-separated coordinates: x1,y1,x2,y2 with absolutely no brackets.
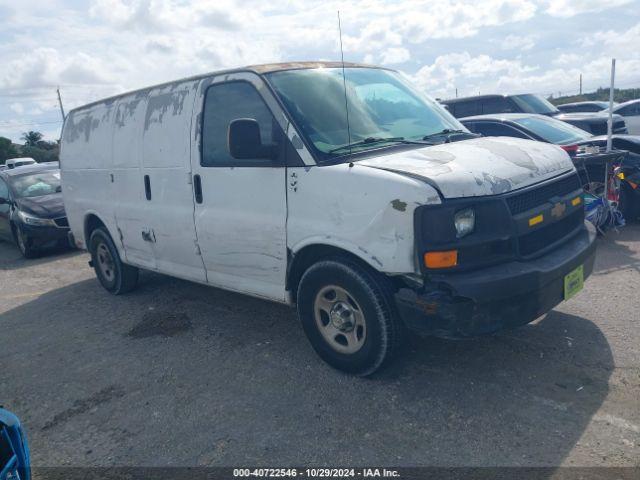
96,242,116,282
314,285,366,354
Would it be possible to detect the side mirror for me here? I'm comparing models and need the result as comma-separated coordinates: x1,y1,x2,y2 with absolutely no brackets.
228,118,277,160
0,197,8,205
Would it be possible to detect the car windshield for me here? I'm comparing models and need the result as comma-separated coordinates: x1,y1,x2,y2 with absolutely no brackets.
266,67,466,161
11,171,61,198
512,116,592,145
512,94,560,115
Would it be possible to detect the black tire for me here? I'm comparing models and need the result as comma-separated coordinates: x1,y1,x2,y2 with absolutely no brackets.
89,227,139,294
297,258,403,376
12,224,37,259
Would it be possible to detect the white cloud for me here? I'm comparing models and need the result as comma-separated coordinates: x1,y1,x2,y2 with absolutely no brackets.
380,47,411,65
543,0,634,18
502,34,536,51
1,0,639,142
9,103,24,115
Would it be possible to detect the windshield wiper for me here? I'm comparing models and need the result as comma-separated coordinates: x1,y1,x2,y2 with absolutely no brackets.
422,129,480,143
328,136,432,155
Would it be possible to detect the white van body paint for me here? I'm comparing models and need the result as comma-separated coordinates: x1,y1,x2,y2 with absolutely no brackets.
287,162,440,275
61,63,575,306
358,136,574,199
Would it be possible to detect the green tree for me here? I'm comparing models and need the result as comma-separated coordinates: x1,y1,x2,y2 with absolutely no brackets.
21,130,43,147
0,137,17,164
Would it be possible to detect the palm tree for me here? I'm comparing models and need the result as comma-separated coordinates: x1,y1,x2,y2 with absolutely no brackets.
21,131,43,147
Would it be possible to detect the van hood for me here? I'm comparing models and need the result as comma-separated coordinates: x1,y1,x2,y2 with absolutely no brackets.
357,136,574,199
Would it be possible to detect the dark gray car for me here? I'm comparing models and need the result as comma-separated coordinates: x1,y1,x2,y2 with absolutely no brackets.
442,93,627,135
0,163,70,257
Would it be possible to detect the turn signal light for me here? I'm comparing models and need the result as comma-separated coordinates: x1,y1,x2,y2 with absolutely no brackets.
424,250,458,269
561,145,579,154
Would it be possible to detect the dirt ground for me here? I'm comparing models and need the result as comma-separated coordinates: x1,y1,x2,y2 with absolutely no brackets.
1,226,638,468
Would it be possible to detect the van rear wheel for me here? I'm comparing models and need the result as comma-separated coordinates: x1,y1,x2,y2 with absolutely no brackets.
89,227,139,295
297,259,402,376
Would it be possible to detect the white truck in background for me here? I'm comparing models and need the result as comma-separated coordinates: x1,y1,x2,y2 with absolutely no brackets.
60,62,596,375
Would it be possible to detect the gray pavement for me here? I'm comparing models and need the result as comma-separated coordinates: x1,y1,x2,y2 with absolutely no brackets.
0,226,638,467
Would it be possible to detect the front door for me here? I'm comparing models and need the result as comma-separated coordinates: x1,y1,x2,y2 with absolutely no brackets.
190,75,288,301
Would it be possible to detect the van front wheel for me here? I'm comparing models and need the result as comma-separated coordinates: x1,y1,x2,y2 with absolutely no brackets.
89,228,139,295
297,259,402,376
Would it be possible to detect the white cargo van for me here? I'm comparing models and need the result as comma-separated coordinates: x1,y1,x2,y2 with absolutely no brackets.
60,62,596,375
6,158,37,169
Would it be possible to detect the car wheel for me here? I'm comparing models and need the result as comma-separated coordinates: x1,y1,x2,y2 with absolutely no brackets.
12,224,37,259
297,258,403,376
89,227,139,295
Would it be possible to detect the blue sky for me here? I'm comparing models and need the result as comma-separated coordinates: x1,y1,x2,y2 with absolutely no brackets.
1,0,639,142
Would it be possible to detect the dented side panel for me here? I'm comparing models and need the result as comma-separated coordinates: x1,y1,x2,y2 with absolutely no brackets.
140,81,205,281
287,163,441,275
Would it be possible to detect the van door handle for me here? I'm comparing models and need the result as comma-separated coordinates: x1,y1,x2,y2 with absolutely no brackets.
193,174,203,204
144,175,151,200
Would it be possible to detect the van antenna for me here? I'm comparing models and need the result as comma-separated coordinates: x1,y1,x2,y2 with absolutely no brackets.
338,11,352,157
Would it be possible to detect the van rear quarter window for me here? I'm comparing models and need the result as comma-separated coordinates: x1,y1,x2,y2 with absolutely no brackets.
201,81,283,167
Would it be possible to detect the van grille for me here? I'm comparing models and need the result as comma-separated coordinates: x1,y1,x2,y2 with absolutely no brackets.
506,174,581,215
518,209,583,256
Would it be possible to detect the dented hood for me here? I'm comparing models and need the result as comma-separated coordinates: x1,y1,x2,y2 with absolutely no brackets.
357,136,575,198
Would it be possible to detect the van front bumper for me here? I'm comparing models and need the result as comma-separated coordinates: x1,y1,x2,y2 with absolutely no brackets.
395,221,597,338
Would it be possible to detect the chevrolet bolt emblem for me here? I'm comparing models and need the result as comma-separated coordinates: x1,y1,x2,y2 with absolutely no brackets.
551,202,566,219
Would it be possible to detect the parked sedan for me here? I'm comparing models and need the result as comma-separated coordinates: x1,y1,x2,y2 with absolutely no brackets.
460,113,640,220
0,163,70,257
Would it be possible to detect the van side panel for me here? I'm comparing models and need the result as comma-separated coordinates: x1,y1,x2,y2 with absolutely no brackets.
287,163,441,275
140,81,205,281
60,102,118,250
112,94,156,269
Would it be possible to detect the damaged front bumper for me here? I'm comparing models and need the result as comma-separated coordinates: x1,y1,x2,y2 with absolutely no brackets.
395,221,597,338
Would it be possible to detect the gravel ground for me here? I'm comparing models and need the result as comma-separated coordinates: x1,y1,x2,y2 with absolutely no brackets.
0,226,638,468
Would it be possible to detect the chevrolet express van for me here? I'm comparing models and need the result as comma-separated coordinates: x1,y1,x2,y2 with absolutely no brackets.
60,62,597,375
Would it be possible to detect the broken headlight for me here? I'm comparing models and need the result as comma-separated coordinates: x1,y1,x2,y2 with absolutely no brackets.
454,208,475,238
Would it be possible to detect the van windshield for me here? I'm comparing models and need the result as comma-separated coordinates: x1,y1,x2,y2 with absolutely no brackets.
266,67,466,161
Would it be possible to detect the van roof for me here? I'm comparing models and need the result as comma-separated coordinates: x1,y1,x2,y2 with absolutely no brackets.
68,61,380,114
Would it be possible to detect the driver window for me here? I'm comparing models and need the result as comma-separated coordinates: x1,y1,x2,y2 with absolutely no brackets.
201,81,284,167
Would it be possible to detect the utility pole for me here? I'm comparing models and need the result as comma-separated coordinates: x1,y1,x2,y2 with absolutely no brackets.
455,87,458,98
579,74,582,95
56,87,66,121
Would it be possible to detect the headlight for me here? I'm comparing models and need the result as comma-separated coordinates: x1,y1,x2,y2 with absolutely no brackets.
454,208,475,238
17,210,56,227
